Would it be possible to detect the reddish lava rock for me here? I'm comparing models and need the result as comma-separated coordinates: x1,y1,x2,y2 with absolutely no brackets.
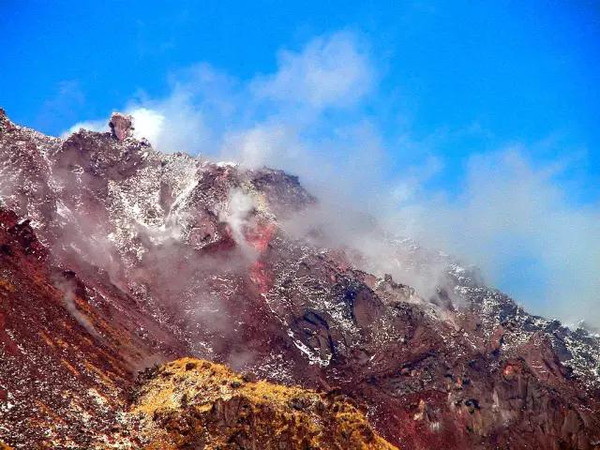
0,110,599,449
109,112,134,141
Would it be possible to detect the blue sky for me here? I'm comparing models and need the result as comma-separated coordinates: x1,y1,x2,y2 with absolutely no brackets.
1,1,599,324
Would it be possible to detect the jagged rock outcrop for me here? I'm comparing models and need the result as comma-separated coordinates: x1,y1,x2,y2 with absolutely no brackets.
0,110,599,449
109,112,134,141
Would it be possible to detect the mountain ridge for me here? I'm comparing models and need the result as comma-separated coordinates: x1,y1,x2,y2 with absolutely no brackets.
1,110,599,449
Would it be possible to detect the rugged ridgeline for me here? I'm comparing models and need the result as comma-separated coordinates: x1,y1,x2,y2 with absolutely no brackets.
0,109,599,449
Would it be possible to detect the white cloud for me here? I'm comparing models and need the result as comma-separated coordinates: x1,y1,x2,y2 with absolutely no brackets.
63,32,374,159
252,31,373,110
63,118,106,137
220,124,302,170
125,84,215,153
388,150,600,326
219,189,257,259
129,108,165,144
63,64,231,153
63,108,167,143
63,97,210,153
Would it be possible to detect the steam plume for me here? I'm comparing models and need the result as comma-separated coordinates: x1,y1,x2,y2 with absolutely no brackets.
63,31,600,327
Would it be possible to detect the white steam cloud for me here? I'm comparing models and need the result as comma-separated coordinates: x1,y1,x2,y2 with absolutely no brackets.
53,276,101,339
219,188,258,259
63,31,600,327
251,32,373,109
390,150,600,326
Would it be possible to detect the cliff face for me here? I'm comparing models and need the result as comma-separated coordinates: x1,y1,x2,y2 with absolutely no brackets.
0,109,599,449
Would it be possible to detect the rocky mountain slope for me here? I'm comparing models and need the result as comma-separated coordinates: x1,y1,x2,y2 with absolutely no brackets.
0,109,599,449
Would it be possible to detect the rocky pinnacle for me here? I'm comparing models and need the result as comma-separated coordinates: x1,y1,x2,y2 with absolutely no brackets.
108,112,134,141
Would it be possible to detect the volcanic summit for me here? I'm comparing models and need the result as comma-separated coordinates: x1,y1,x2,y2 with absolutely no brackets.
0,110,599,449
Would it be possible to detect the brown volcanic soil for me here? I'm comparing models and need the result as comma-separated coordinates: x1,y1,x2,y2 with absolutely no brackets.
0,208,184,447
1,109,600,449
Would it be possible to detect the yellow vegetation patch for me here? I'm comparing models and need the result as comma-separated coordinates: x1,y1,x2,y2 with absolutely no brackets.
61,358,81,377
84,361,115,386
35,400,65,425
0,279,15,293
38,330,56,349
130,357,398,450
55,337,69,349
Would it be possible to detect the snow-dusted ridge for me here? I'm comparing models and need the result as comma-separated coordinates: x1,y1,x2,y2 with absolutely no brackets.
1,110,599,449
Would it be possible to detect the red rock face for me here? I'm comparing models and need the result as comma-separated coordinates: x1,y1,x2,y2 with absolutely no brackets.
0,110,599,448
108,112,133,141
